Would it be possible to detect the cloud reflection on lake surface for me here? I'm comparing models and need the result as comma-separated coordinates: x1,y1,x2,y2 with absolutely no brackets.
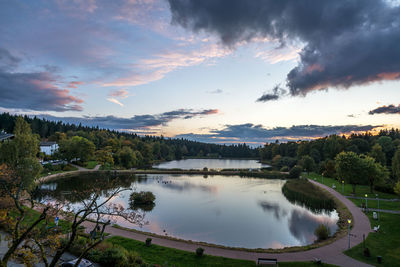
38,173,338,249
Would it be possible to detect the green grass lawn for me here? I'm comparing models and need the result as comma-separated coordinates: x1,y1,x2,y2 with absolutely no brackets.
85,160,98,169
305,173,400,266
350,198,400,211
305,173,398,200
39,165,78,177
106,236,337,267
8,208,72,234
345,213,400,266
39,170,66,177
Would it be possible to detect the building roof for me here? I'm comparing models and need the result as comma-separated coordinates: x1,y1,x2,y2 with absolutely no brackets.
0,133,14,141
40,141,58,146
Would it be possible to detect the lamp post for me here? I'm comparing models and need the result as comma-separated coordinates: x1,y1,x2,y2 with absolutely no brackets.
376,194,380,221
348,219,352,249
342,180,344,194
365,194,368,211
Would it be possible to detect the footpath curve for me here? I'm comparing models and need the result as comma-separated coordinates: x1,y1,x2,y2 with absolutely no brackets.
39,171,373,266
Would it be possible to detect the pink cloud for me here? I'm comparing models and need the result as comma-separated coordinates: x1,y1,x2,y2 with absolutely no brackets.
102,44,231,87
67,81,84,88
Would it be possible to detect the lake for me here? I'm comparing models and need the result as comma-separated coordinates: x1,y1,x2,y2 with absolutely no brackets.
153,158,270,170
37,173,338,249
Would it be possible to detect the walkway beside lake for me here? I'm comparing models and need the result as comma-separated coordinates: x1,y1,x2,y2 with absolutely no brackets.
78,178,373,266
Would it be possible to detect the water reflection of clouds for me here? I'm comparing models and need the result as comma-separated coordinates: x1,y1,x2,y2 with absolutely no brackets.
269,241,285,249
258,200,338,245
161,181,218,194
258,201,288,220
288,208,338,245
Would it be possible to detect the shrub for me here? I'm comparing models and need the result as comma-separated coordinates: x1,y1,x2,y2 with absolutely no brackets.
63,164,75,171
203,167,208,171
288,165,302,178
98,246,128,267
280,166,289,172
196,247,204,257
145,238,152,247
126,250,143,264
314,224,331,241
129,191,156,205
363,247,371,257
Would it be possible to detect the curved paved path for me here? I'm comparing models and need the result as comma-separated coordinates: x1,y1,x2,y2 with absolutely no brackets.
80,178,372,266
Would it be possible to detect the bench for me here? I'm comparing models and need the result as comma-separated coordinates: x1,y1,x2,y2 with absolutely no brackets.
257,258,278,266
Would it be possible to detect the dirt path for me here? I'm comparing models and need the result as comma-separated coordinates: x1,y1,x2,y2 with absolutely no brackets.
78,178,373,266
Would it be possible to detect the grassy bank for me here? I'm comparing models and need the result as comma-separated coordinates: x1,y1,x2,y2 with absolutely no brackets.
106,236,337,267
3,207,72,234
345,213,400,266
85,160,98,169
282,179,335,211
39,164,78,177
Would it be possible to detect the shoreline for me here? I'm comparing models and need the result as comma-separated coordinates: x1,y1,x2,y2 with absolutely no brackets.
38,170,349,254
78,178,371,266
37,168,285,184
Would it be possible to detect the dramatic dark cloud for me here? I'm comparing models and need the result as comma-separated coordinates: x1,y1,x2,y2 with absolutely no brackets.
38,108,219,130
369,104,400,115
257,84,286,102
168,0,400,96
0,48,83,112
176,123,380,144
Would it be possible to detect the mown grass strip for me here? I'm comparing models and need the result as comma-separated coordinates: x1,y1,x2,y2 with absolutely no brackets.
345,212,400,266
106,236,338,267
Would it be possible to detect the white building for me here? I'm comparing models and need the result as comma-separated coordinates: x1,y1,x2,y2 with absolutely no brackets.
40,141,59,155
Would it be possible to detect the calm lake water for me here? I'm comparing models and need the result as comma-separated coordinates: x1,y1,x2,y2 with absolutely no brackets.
153,158,270,170
37,173,338,249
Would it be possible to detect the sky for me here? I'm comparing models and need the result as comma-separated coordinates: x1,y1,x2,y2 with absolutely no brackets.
1,0,400,145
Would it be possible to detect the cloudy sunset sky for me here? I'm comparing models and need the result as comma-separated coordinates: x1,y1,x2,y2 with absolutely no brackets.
1,0,400,145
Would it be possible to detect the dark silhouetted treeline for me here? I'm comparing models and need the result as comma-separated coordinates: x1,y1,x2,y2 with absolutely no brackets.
0,113,258,164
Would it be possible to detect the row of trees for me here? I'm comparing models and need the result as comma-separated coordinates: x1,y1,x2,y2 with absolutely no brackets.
260,131,400,194
335,151,388,194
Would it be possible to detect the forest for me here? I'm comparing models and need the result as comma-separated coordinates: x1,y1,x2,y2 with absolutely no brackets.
260,129,400,193
0,113,258,169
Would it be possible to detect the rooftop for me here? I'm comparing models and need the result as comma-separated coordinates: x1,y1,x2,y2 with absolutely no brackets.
0,133,14,141
40,141,58,146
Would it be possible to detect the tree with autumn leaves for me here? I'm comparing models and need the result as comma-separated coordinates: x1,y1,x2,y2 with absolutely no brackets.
0,117,142,266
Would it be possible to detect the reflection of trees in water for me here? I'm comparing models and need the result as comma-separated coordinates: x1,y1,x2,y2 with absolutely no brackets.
35,173,141,203
129,202,155,212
